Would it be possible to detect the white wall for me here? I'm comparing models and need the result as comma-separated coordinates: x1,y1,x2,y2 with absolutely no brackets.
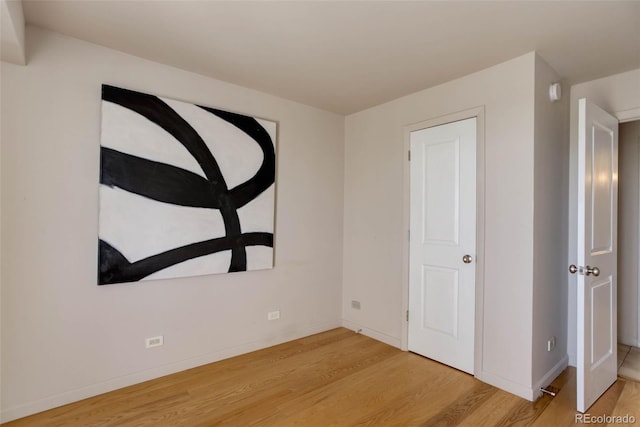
0,26,345,422
568,69,640,364
343,52,541,399
0,0,26,65
618,120,640,346
531,56,570,388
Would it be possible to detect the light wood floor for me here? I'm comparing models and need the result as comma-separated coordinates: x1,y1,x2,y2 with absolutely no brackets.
618,343,640,382
4,328,639,426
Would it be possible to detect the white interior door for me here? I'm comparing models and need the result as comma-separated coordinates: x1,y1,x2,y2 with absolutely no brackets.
575,98,619,412
408,117,476,374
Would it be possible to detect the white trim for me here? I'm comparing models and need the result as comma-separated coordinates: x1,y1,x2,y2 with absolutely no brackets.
401,106,486,379
616,107,640,124
637,138,640,348
341,320,402,349
533,355,570,400
615,108,640,347
475,370,537,401
0,320,341,423
619,119,640,349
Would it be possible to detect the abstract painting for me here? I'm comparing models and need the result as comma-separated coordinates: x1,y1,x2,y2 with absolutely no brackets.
98,85,276,285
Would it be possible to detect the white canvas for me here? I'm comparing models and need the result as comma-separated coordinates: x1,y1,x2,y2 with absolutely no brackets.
98,85,276,285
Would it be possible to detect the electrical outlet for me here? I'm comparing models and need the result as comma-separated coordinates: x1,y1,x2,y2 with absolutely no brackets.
351,300,361,309
547,336,556,352
145,335,164,349
267,310,280,321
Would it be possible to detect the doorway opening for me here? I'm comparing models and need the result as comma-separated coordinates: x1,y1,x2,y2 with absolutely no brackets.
617,119,640,382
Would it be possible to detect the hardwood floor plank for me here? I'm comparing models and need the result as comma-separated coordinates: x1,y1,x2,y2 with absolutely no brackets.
532,368,578,427
328,355,476,426
494,394,553,426
457,390,522,427
608,380,640,426
575,380,625,427
257,353,443,426
491,366,574,427
418,381,497,426
186,340,399,426
3,328,636,427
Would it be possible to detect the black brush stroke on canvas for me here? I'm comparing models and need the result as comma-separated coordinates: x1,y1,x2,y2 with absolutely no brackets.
99,85,274,285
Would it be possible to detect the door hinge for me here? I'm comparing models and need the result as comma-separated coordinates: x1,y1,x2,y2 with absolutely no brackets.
408,150,411,161
406,310,409,322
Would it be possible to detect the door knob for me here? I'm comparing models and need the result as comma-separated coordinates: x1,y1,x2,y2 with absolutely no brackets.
586,266,600,277
462,255,473,264
569,264,600,277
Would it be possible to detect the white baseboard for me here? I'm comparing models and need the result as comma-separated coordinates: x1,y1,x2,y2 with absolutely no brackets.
618,335,640,348
533,355,569,399
0,320,341,423
475,370,537,401
341,319,402,349
477,355,568,402
568,351,577,367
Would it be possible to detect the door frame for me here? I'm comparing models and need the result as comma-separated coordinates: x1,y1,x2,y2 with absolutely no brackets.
616,111,640,350
624,134,640,348
401,106,486,377
637,137,640,347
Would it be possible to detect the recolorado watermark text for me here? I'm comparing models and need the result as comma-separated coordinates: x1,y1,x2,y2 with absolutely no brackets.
575,413,636,424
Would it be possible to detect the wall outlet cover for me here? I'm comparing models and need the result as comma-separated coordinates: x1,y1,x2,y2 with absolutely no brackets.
145,336,164,348
268,310,280,321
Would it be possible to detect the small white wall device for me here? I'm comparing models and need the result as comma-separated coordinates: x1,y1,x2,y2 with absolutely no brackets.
549,82,562,102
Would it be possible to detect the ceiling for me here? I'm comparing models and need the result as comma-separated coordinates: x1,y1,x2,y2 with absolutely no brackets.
15,1,640,114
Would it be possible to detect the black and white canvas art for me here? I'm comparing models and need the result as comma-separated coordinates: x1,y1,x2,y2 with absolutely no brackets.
98,85,276,285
